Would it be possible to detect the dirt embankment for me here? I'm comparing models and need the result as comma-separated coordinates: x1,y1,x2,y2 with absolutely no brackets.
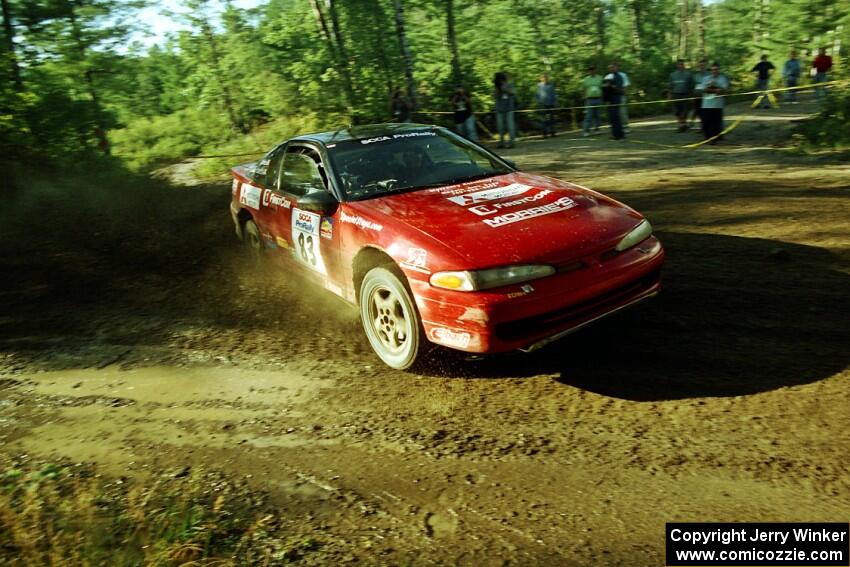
1,97,849,565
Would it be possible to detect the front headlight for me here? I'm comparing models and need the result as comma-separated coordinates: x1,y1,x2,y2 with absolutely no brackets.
430,265,555,292
615,220,653,252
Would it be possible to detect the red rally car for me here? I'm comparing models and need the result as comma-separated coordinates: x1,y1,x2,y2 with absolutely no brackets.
230,124,664,369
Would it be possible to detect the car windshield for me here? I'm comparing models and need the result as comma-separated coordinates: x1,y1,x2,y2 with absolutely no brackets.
326,129,513,201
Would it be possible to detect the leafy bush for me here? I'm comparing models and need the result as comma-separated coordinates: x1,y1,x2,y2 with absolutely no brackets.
798,86,850,147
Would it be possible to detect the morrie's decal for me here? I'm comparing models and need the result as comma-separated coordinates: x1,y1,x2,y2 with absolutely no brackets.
275,236,289,249
469,189,552,216
320,217,334,239
239,184,262,210
429,327,472,348
447,183,533,206
400,247,429,274
262,189,291,209
340,211,383,231
232,178,240,195
484,196,577,228
360,131,436,145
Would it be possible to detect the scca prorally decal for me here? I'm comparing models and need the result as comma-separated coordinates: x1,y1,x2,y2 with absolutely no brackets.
239,184,262,210
483,196,577,228
469,189,552,216
294,209,320,235
340,211,383,231
360,131,436,145
447,183,533,206
429,327,472,348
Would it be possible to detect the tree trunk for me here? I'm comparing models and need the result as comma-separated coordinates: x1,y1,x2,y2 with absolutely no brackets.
1,0,22,91
197,14,248,134
695,0,705,61
68,2,110,152
393,0,417,111
629,0,643,62
446,0,463,83
678,0,689,59
595,1,606,55
324,0,357,111
369,0,394,95
310,0,355,112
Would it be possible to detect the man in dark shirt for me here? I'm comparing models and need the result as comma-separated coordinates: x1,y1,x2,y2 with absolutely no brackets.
752,54,775,109
603,64,625,140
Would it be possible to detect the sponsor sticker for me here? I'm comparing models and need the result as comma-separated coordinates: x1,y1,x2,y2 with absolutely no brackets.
231,178,240,195
261,190,291,209
447,183,533,206
275,236,289,249
292,208,326,275
506,284,535,299
360,132,437,145
320,217,334,239
429,327,472,349
340,211,383,231
483,196,577,228
239,184,262,210
400,247,429,274
468,189,552,216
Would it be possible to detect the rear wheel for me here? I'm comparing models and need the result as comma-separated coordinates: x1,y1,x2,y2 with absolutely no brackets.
359,266,423,370
243,219,263,260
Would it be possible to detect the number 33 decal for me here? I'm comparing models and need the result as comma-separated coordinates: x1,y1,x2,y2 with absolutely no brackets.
297,232,317,266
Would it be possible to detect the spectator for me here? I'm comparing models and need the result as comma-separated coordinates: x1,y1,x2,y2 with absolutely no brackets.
751,54,775,109
812,47,833,100
698,62,730,144
668,59,694,132
450,86,478,142
689,60,708,127
614,62,631,133
536,73,557,138
494,71,517,148
783,50,802,103
581,65,603,137
390,87,411,122
603,64,625,140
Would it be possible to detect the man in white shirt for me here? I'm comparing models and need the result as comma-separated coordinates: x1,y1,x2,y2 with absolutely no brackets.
698,63,731,144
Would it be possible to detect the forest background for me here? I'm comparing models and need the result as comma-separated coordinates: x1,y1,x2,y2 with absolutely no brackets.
1,0,848,176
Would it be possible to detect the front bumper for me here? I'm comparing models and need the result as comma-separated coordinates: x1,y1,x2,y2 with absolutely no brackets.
413,236,665,354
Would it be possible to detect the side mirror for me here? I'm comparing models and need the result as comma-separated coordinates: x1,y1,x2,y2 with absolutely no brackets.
297,190,338,215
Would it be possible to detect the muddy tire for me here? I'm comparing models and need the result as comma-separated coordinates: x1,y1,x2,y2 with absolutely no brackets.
243,219,263,261
360,266,423,370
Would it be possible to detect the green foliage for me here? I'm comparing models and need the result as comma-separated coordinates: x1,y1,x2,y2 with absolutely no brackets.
798,88,850,147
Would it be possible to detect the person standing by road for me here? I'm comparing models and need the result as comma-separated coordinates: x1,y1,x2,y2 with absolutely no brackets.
812,48,833,100
390,87,411,122
783,50,802,103
450,86,478,142
615,62,631,133
668,59,694,132
689,60,708,128
535,73,557,138
581,65,603,136
751,54,775,109
603,64,625,140
494,71,517,148
698,62,731,144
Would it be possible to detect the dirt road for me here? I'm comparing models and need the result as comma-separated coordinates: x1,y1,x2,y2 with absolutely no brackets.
2,96,849,565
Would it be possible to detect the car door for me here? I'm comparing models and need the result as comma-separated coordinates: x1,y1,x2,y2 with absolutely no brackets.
275,144,344,293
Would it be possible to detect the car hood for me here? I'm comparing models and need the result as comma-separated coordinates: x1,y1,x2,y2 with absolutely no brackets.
350,172,645,268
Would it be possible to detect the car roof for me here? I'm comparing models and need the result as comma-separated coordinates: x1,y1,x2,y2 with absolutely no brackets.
293,123,439,145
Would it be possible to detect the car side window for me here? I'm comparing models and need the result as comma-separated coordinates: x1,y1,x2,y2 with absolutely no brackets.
279,147,328,197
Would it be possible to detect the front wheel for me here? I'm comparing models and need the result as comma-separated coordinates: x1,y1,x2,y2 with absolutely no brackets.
359,266,423,370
